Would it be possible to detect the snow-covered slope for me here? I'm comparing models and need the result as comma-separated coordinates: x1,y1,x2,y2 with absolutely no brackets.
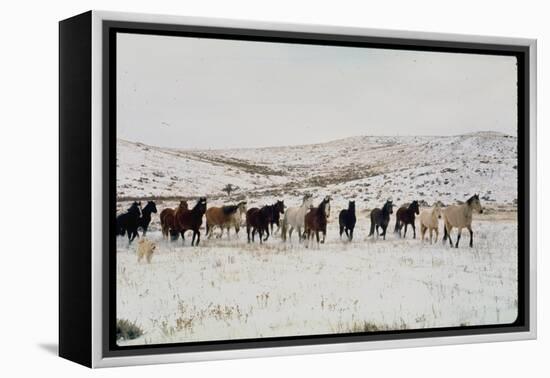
117,132,517,209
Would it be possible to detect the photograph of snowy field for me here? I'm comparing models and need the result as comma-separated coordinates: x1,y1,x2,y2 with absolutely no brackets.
113,32,520,346
115,132,518,346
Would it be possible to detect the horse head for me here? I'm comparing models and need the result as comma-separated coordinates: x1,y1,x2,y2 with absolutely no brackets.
178,200,189,210
410,200,420,215
275,200,285,214
237,201,247,214
145,201,158,214
467,194,483,214
348,200,356,213
384,200,394,215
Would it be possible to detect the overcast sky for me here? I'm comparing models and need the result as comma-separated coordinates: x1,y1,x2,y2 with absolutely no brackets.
117,32,517,149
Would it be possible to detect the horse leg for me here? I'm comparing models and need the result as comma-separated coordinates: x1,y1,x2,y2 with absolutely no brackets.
339,225,344,239
420,224,426,242
446,225,453,247
412,223,416,239
455,227,462,248
258,229,263,244
468,226,474,248
349,227,354,241
316,230,320,246
375,225,379,238
382,225,387,240
142,225,148,236
321,228,326,244
434,228,439,243
264,226,270,242
196,230,201,246
403,224,408,238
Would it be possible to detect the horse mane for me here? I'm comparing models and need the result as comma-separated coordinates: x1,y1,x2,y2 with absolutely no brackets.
382,201,393,215
466,194,478,205
222,205,238,215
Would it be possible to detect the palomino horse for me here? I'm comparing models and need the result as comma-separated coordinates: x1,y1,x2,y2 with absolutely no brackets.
394,200,420,238
160,200,187,239
137,201,157,236
206,201,247,239
281,193,313,242
116,201,142,244
265,200,286,235
304,196,331,247
338,200,356,241
174,197,207,246
419,204,442,244
368,199,394,240
246,206,272,243
443,194,483,248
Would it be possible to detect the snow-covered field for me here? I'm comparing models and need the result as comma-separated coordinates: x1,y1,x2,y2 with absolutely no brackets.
116,217,518,346
116,132,518,345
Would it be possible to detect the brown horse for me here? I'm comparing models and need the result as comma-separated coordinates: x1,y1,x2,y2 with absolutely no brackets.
304,196,331,247
246,206,272,243
206,201,247,239
443,194,483,248
160,200,188,239
394,200,420,238
174,197,207,246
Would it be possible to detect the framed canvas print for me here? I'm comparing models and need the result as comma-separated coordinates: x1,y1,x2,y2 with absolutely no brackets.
59,10,537,368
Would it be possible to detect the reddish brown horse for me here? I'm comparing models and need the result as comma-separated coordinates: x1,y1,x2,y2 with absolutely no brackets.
160,200,188,239
246,206,272,244
304,196,331,247
174,197,207,246
394,200,420,238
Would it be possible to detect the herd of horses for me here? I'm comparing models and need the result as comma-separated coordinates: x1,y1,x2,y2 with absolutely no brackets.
116,193,484,249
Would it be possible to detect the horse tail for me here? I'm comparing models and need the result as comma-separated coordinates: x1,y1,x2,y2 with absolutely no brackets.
368,214,375,237
394,216,400,234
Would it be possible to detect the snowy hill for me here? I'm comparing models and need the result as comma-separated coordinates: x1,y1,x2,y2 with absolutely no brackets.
117,132,517,209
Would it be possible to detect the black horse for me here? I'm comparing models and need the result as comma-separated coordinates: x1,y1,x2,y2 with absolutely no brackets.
394,200,420,238
266,200,285,235
137,201,157,236
116,201,142,244
368,200,394,240
339,200,356,241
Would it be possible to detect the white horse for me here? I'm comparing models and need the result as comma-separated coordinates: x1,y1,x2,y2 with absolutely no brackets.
281,193,313,242
419,204,442,244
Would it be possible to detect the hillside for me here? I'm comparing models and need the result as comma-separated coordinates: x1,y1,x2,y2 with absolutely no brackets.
117,132,517,209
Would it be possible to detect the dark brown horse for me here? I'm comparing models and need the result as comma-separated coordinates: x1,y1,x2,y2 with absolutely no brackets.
266,200,285,235
394,200,420,238
368,200,394,240
246,206,272,243
304,196,331,247
160,200,188,239
174,197,207,246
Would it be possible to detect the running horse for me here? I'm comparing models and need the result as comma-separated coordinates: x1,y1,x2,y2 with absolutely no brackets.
159,200,188,240
443,194,483,248
206,201,247,239
368,199,394,240
394,200,420,238
304,196,331,247
174,197,207,246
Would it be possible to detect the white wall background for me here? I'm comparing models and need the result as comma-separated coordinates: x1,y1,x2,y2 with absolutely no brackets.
0,0,545,376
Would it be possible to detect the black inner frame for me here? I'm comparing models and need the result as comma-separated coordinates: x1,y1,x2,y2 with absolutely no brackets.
103,20,530,358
